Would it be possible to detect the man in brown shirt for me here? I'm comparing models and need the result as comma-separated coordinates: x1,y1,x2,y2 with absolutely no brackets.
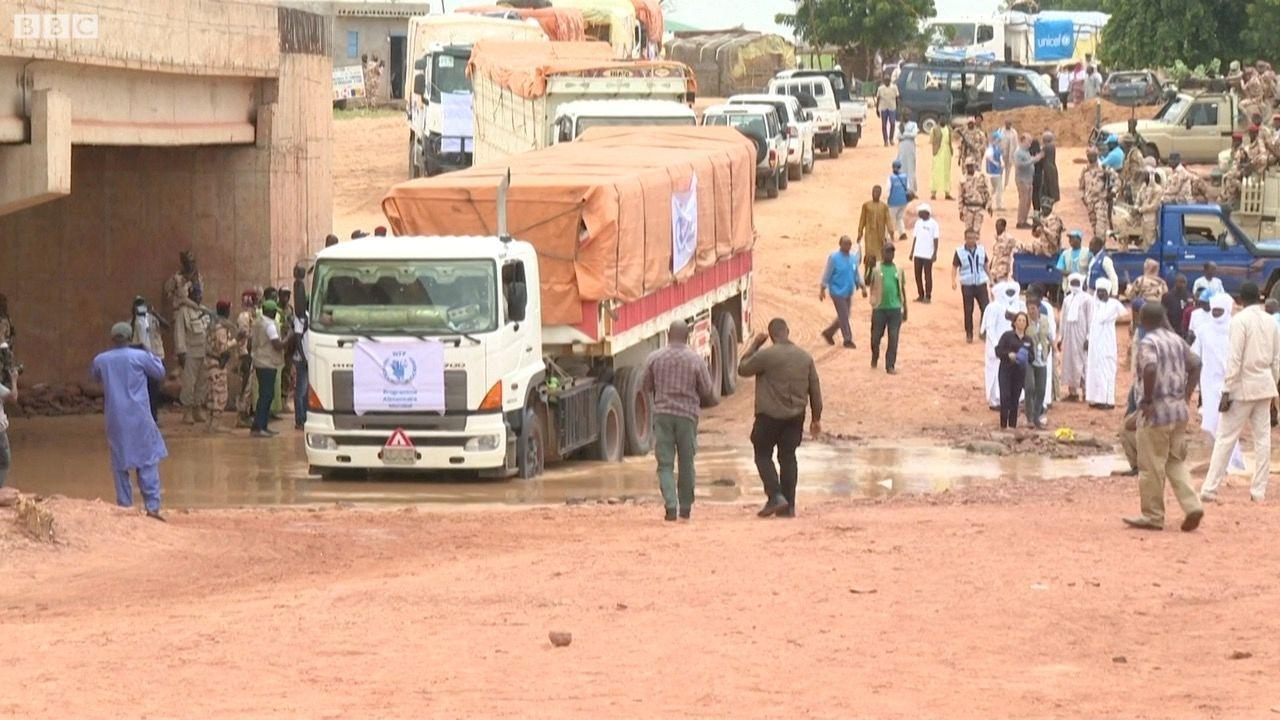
857,185,893,285
737,318,822,518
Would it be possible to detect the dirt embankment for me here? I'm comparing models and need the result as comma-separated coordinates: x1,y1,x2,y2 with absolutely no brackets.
987,99,1159,146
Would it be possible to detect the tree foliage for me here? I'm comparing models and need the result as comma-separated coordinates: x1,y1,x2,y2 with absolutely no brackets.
1028,0,1106,9
776,0,936,75
1100,0,1256,69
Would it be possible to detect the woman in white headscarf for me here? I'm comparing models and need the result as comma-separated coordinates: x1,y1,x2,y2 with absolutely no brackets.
1085,277,1128,408
981,280,1021,409
897,111,920,194
1058,273,1090,401
1193,293,1247,471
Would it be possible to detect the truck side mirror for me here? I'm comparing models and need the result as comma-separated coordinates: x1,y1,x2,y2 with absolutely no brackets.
412,72,426,98
1185,117,1194,130
508,282,528,323
414,57,429,72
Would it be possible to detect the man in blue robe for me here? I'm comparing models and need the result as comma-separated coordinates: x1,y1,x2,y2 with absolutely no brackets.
92,322,168,520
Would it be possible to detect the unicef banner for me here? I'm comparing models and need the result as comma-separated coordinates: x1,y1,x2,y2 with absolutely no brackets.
1034,19,1076,62
353,340,446,415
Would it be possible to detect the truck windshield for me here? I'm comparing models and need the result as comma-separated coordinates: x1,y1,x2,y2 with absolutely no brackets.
430,52,471,103
929,23,976,47
1027,72,1056,99
704,114,767,137
575,115,695,137
1156,96,1190,123
311,259,498,335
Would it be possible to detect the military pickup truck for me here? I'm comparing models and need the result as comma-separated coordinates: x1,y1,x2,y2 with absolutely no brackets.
1102,91,1246,164
1013,203,1280,298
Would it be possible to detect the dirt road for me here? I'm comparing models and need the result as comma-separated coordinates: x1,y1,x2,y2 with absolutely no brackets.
332,113,1123,445
3,478,1279,719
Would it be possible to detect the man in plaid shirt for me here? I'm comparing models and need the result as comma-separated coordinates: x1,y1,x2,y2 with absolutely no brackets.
641,320,718,521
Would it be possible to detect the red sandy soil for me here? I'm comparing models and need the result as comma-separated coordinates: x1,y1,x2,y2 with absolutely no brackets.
2,478,1278,719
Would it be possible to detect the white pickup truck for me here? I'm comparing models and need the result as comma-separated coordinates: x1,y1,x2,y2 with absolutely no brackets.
774,67,866,148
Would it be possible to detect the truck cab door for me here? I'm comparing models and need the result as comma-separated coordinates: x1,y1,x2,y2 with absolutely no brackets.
498,259,542,408
1179,99,1225,162
1175,209,1244,286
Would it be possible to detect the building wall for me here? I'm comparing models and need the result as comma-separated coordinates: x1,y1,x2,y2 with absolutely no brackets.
331,16,412,103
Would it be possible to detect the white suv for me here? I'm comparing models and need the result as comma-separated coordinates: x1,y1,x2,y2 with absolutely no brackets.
767,76,844,158
702,103,788,198
727,94,814,182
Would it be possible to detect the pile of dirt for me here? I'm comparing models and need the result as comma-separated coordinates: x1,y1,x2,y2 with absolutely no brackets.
985,99,1159,147
15,382,104,416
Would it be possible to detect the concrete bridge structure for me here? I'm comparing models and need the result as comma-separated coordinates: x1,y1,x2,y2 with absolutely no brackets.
0,0,332,383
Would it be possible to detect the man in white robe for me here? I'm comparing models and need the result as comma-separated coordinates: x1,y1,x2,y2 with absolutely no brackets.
1085,278,1128,408
981,280,1020,409
1192,293,1247,473
1058,273,1090,401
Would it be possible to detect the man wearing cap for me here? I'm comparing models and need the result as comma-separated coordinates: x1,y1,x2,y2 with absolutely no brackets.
1079,148,1115,240
92,322,168,521
1030,200,1065,256
1085,277,1128,409
1162,153,1196,204
1134,171,1162,248
990,217,1018,283
909,204,941,303
205,299,238,431
1055,231,1091,290
1101,135,1124,171
959,159,991,237
886,161,911,235
1120,134,1145,202
250,299,290,437
959,116,986,170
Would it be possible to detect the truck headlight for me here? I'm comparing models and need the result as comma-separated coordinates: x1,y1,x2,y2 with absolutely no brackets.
464,434,502,452
306,433,337,450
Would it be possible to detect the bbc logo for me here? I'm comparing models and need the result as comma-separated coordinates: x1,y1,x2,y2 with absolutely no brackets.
12,14,100,40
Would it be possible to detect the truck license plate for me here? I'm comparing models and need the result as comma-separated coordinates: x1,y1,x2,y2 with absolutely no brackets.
382,447,416,465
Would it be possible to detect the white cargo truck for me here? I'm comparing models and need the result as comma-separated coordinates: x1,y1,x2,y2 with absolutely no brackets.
304,127,754,479
551,99,695,142
469,40,694,165
404,15,549,177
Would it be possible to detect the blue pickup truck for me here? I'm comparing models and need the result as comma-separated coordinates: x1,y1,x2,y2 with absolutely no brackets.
1013,204,1280,298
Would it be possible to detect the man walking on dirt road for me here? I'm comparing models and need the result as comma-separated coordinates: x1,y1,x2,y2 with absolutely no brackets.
92,322,169,521
857,185,893,285
821,236,867,348
738,318,822,518
642,320,718,522
1125,303,1203,532
869,243,909,373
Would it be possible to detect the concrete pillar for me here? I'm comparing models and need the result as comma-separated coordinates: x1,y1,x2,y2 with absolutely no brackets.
0,89,71,215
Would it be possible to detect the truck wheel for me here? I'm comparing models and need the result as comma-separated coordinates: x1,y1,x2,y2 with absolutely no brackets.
779,164,790,190
615,366,653,456
830,135,843,159
705,325,725,406
766,170,780,199
803,148,814,174
407,134,422,179
787,161,801,182
590,385,625,462
1143,143,1161,162
716,313,739,397
845,129,860,148
919,114,939,135
517,405,547,479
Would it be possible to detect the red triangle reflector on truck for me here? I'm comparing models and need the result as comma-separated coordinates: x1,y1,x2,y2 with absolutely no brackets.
385,429,414,448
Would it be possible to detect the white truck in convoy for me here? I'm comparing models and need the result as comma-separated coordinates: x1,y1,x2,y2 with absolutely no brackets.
552,99,695,143
303,127,755,478
469,40,695,165
404,15,549,177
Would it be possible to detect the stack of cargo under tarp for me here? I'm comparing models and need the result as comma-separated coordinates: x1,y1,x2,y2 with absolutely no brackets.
455,6,588,41
664,29,795,97
382,126,756,326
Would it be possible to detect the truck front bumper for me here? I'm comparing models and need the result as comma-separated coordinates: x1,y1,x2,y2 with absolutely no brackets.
303,412,509,471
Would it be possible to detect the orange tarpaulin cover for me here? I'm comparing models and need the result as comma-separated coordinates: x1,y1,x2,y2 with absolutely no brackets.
629,0,663,42
455,6,588,42
382,127,756,326
468,40,693,99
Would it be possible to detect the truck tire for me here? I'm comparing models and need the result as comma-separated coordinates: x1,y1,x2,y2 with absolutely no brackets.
787,160,801,182
919,113,939,135
779,163,790,190
716,312,739,397
614,365,653,456
705,324,724,406
408,135,421,179
766,170,780,199
1143,143,1161,162
830,134,843,159
737,128,768,165
803,146,815,174
590,385,626,462
845,127,861,148
517,405,547,479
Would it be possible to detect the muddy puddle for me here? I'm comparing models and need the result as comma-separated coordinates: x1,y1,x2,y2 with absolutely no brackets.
1,415,1137,509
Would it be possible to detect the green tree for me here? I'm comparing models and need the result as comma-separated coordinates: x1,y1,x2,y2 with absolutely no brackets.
776,0,936,79
1240,0,1280,65
1100,0,1247,69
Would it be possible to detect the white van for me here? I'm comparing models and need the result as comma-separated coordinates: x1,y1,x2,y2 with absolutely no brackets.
766,76,844,158
727,94,814,181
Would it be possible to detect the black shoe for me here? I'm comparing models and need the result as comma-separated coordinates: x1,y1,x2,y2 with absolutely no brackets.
821,329,835,346
924,296,932,303
1181,509,1204,532
679,508,691,520
664,509,678,522
871,357,879,368
842,340,856,349
966,333,974,344
146,510,167,523
757,495,790,518
777,507,796,518
886,368,898,375
1110,468,1139,477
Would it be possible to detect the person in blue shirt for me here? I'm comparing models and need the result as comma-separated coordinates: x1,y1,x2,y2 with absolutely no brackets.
1101,134,1124,171
820,235,868,348
1055,230,1092,292
886,160,911,235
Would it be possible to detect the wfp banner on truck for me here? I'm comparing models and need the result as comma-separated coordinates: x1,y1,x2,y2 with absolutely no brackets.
353,340,446,415
1034,19,1076,62
671,173,698,274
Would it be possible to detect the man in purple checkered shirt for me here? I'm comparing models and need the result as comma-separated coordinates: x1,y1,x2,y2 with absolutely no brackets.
641,320,718,522
1124,302,1204,532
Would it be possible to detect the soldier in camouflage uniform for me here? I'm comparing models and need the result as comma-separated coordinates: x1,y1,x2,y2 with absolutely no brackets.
205,300,237,431
235,289,259,426
1161,153,1196,204
959,159,991,236
1134,171,1163,249
1222,126,1269,207
1120,134,1146,203
958,116,987,169
1078,149,1117,240
1239,68,1268,120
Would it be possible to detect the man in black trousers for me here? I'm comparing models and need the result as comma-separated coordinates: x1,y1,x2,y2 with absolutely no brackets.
738,318,823,518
